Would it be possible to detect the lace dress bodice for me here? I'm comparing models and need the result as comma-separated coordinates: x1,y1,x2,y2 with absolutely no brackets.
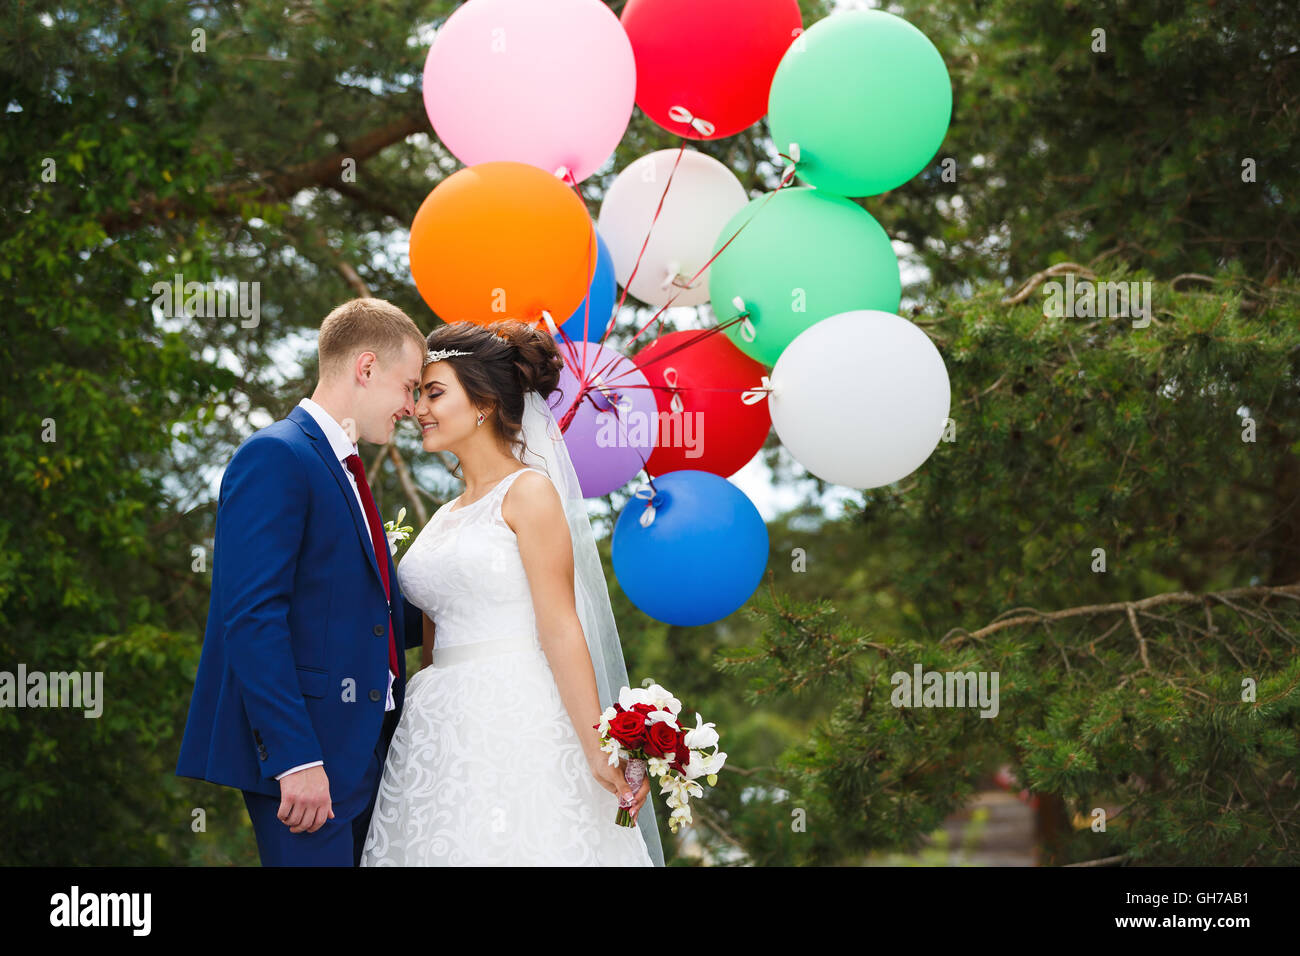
397,467,543,651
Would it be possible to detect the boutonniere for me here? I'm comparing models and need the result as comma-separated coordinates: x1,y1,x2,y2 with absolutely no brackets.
383,507,414,557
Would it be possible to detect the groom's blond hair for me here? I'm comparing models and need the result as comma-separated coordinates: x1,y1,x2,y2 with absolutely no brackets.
318,298,425,379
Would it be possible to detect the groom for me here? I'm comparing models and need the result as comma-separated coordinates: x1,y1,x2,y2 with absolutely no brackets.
177,297,428,866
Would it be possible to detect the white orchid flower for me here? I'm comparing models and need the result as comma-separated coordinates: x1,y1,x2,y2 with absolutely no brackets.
643,683,682,715
618,685,652,710
702,750,727,775
600,736,623,767
662,775,704,804
683,747,726,781
383,507,414,556
595,705,617,736
683,754,709,781
645,710,680,730
683,712,718,750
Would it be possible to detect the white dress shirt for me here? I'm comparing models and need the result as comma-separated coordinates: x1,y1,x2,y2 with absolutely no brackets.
275,398,396,781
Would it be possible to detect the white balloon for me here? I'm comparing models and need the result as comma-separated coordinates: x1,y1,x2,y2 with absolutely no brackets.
596,149,747,308
769,311,950,489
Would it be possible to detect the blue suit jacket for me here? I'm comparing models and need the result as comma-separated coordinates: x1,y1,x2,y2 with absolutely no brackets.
176,405,425,798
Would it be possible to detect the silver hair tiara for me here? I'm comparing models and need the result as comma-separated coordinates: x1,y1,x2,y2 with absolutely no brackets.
425,331,513,366
424,348,472,365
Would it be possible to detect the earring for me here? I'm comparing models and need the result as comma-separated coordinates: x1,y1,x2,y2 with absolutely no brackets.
476,411,485,427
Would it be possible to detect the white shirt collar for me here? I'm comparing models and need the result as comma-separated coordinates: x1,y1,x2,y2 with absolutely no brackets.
298,397,358,463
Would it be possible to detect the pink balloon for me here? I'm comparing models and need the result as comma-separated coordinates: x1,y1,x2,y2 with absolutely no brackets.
422,0,636,183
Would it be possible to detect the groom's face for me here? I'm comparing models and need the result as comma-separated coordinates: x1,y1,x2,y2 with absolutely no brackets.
356,338,423,444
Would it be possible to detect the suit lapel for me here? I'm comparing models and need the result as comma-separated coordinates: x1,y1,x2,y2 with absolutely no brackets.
287,405,387,597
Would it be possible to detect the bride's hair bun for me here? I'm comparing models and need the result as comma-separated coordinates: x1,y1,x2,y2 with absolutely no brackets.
486,320,565,398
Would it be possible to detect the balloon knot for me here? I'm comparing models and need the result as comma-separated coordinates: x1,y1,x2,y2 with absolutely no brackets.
666,105,715,137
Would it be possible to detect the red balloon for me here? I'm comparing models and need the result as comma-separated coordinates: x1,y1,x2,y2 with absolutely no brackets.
633,330,771,478
621,0,803,140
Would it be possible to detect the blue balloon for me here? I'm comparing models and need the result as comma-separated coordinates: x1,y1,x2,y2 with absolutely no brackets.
612,470,769,626
558,231,616,344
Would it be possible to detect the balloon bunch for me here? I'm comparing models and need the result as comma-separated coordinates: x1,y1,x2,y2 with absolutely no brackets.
407,0,953,627
717,9,955,492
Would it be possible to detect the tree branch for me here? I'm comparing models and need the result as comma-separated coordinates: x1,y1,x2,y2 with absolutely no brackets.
388,444,429,526
329,180,411,224
942,582,1300,646
1001,262,1098,306
101,106,428,234
337,259,371,298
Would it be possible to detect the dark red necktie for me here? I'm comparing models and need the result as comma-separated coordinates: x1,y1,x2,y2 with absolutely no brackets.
343,454,399,683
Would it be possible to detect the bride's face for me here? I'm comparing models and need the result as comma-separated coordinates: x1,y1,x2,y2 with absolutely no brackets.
415,360,481,452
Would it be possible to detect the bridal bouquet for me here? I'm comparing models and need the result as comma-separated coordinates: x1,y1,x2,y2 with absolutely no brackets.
594,683,726,833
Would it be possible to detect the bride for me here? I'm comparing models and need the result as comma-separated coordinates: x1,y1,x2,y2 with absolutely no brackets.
360,319,664,866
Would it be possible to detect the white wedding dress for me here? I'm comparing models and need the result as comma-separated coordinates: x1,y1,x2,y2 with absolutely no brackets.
360,466,654,866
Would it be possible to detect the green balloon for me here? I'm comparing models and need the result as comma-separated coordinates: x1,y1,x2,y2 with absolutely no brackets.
708,187,900,367
768,10,952,197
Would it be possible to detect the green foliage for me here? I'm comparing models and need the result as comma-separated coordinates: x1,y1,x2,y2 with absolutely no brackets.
1,0,247,864
875,0,1299,287
700,274,1300,865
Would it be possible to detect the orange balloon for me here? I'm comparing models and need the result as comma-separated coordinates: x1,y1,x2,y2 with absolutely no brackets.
409,161,597,328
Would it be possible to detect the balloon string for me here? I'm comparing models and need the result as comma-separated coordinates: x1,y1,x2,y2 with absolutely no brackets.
561,139,792,492
614,314,749,378
598,140,689,356
553,371,660,496
571,168,594,387
554,143,798,435
570,381,760,395
553,143,686,427
551,167,601,426
554,313,750,434
584,159,799,388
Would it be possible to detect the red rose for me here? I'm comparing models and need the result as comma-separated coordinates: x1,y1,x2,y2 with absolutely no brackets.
643,719,680,759
630,703,655,716
675,736,691,771
607,710,647,750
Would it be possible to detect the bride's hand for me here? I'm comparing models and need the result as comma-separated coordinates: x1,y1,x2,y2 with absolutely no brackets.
590,757,651,820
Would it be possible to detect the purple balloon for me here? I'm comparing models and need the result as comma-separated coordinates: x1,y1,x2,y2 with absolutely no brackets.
546,343,657,497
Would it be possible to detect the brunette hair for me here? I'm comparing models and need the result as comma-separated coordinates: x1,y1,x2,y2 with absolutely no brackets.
424,320,567,477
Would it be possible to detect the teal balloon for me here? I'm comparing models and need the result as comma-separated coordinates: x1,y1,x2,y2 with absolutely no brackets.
708,187,900,367
768,10,952,197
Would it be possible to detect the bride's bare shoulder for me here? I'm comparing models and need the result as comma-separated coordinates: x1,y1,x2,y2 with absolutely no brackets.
500,468,562,534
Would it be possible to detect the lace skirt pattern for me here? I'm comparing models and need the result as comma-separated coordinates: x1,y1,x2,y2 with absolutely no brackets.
360,638,653,867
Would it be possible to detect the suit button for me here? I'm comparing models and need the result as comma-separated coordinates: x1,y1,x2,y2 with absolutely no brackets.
373,625,384,636
369,689,381,702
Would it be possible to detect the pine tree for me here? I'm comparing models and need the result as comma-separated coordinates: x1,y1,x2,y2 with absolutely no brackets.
709,271,1300,865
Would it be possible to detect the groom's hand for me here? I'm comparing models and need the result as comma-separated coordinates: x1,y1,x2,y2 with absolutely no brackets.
277,765,334,833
